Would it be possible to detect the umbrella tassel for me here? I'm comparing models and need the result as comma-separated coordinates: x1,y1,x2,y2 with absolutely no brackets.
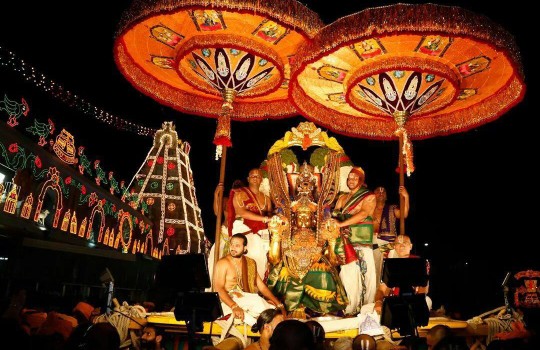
214,112,231,160
213,89,237,159
395,127,415,176
393,111,414,176
402,129,415,176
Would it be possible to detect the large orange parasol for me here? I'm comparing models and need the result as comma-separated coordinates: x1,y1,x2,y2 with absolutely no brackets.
290,3,525,235
113,0,323,263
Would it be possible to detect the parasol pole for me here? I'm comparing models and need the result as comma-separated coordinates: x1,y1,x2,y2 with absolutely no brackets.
393,111,409,236
212,146,227,290
212,88,236,290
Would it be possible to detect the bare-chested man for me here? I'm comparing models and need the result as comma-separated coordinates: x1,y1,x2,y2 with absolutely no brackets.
214,233,284,325
333,166,377,314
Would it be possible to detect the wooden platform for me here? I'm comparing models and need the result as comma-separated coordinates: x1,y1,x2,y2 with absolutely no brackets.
146,314,488,342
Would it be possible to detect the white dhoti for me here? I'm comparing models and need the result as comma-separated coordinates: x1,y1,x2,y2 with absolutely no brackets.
340,261,362,315
215,292,275,348
220,291,275,326
339,245,376,315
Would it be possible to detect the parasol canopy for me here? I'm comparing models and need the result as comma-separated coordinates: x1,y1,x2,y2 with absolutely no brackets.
114,0,323,149
291,3,525,152
290,3,525,232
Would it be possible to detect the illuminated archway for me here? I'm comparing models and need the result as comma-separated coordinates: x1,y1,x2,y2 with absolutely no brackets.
118,210,133,252
87,203,106,240
33,167,63,227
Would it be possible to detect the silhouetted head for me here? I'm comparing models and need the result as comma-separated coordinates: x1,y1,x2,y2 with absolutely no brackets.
305,320,325,345
269,319,315,350
427,324,451,349
251,308,284,338
352,334,377,350
78,322,120,350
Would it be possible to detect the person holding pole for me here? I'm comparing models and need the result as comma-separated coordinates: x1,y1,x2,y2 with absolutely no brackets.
226,168,272,280
209,168,272,291
372,185,410,287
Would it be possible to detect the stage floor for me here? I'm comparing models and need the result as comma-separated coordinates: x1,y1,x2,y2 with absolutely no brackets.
146,313,488,339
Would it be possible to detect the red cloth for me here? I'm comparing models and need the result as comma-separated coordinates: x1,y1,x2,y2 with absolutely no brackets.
37,312,75,340
21,309,47,334
227,187,267,236
495,320,530,340
73,301,94,321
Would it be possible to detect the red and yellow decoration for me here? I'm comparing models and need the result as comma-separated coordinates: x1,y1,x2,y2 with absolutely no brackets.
20,194,34,219
114,0,323,154
291,3,525,174
53,129,78,165
3,184,18,214
514,270,540,309
268,121,343,155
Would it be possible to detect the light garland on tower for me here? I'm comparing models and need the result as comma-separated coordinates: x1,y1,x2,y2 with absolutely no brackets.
0,45,157,137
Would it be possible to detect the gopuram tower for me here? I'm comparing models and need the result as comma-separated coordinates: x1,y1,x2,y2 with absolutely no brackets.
128,122,206,254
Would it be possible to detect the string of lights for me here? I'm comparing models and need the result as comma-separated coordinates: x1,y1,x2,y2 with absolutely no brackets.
0,45,157,137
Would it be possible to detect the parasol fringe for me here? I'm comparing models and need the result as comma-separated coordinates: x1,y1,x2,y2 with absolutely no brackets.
117,0,324,39
293,3,523,80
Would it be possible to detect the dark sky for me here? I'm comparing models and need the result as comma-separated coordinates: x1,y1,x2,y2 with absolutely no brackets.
0,0,537,317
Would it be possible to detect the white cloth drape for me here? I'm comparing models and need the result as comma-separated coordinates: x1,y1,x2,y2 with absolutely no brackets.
340,246,376,315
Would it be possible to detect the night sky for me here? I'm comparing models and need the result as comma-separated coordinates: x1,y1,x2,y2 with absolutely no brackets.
0,0,537,318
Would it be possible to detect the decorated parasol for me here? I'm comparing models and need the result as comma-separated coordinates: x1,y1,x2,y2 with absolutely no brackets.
290,3,525,235
113,0,323,263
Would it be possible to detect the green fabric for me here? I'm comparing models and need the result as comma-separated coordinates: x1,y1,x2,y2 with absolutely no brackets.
339,187,371,214
334,218,374,259
333,187,374,245
348,217,374,244
333,216,373,245
335,235,344,261
267,259,348,314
